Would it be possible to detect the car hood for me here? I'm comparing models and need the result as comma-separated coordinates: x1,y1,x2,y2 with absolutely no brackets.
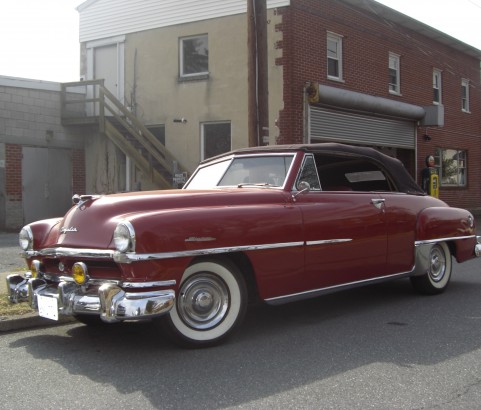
46,188,287,250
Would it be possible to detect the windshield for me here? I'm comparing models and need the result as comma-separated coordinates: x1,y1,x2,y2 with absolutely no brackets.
185,155,295,189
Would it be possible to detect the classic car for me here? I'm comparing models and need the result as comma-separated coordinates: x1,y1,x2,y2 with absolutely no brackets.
7,143,481,347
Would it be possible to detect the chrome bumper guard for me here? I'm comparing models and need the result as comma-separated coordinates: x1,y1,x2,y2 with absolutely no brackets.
6,274,175,323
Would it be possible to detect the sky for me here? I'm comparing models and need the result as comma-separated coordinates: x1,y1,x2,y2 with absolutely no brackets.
0,0,480,83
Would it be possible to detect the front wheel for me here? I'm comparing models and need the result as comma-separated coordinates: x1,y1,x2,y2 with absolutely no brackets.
161,258,247,348
411,242,452,295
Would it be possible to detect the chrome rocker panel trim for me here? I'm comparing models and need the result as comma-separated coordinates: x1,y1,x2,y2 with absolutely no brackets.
265,269,415,305
6,274,175,323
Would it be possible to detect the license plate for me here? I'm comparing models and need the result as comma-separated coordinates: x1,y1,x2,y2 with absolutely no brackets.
37,295,59,321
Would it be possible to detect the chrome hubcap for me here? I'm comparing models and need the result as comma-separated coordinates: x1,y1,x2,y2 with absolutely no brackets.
429,246,446,282
177,273,229,330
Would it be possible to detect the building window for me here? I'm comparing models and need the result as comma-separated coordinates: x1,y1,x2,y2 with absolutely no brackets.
201,122,231,160
434,148,467,187
461,79,470,112
327,32,343,80
180,34,208,78
388,53,400,94
433,69,442,104
147,125,165,146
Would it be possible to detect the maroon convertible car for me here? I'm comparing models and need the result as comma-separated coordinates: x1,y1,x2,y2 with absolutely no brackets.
7,143,481,347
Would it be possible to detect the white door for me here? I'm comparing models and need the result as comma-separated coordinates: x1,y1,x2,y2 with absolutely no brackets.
95,44,118,98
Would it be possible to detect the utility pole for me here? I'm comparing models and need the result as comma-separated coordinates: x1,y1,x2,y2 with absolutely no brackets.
247,0,269,146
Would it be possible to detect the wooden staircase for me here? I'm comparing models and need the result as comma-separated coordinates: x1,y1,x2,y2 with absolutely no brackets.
60,80,187,189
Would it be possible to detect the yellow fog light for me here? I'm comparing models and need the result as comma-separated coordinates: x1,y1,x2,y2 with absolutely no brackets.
30,260,41,278
72,262,89,285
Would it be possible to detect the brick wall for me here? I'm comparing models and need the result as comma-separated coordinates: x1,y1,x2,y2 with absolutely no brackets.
276,0,481,209
72,149,86,195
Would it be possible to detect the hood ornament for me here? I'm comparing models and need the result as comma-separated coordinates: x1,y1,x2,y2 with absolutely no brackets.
72,194,99,210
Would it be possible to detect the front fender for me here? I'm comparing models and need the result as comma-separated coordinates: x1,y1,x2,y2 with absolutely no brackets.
125,204,303,255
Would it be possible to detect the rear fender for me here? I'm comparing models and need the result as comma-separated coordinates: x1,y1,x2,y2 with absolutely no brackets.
416,207,476,263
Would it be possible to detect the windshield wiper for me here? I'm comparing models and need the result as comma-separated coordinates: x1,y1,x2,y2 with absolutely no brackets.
237,183,278,188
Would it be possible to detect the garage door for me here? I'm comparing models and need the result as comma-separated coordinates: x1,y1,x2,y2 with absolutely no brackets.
309,105,416,149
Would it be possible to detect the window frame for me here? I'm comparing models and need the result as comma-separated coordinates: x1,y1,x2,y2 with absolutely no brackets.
433,69,442,105
461,79,470,113
200,121,232,161
327,32,343,81
388,52,401,95
434,148,467,188
179,34,209,79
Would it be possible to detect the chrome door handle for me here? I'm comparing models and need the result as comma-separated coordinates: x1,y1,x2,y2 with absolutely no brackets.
371,198,385,210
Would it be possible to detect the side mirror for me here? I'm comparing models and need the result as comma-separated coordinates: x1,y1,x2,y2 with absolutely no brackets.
297,181,311,192
292,181,310,201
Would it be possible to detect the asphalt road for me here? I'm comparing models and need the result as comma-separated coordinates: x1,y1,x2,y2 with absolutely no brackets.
1,256,481,409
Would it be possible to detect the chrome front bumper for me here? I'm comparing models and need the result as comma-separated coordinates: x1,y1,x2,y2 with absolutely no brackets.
6,274,175,323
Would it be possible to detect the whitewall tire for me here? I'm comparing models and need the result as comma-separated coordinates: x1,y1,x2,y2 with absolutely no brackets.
162,258,247,347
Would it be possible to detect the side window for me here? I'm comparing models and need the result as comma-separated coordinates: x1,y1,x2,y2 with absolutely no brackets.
296,155,321,190
316,155,393,192
180,34,209,78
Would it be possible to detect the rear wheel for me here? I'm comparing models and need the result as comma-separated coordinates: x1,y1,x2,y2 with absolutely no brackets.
411,242,452,295
161,258,247,348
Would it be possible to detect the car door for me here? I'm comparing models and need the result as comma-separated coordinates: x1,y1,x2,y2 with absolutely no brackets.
298,191,387,290
294,153,388,291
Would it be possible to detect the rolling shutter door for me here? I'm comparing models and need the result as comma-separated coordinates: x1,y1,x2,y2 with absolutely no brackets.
309,105,415,149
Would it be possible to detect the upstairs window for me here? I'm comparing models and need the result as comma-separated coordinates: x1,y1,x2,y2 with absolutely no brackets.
461,79,470,112
389,52,400,94
180,34,209,78
433,69,442,104
327,32,343,81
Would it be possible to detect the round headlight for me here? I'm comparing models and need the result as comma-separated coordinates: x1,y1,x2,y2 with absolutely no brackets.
19,226,33,251
113,222,135,253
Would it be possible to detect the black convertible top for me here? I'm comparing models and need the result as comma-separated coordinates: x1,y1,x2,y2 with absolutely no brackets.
206,143,425,195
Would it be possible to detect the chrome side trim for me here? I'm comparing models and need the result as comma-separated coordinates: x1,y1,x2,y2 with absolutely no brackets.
306,239,352,246
122,280,177,288
415,235,476,246
114,241,305,263
264,269,414,305
24,237,354,264
23,247,115,259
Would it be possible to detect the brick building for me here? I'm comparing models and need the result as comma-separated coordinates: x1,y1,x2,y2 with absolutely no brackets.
276,0,481,210
0,77,86,230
